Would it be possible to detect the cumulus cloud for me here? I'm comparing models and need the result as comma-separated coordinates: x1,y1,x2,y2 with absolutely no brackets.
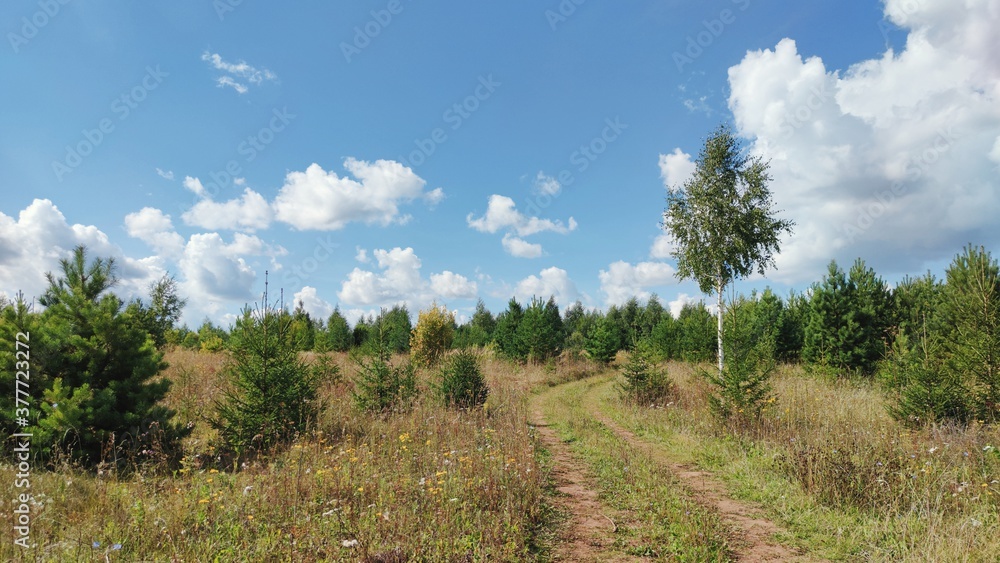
0,200,164,303
355,247,370,263
514,267,580,306
658,148,696,190
467,194,577,257
274,159,437,231
155,168,174,180
183,176,207,198
124,207,185,259
201,52,277,94
725,0,1000,283
181,187,273,232
337,247,477,309
468,195,577,236
599,261,677,306
429,271,478,299
650,233,677,260
502,234,543,258
293,286,334,320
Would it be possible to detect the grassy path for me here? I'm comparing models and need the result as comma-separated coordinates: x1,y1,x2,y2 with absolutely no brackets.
534,373,827,562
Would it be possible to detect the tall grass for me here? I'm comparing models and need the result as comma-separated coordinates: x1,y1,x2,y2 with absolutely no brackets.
0,349,551,561
610,362,1000,561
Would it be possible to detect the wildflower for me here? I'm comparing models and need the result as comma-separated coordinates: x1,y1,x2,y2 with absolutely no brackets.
928,447,937,454
209,469,219,474
243,486,253,496
342,539,359,548
112,544,122,551
198,498,209,504
247,515,254,521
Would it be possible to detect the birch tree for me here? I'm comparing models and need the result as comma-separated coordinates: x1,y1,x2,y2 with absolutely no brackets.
663,125,794,376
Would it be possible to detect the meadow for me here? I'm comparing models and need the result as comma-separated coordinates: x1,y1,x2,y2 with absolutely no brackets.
1,348,998,561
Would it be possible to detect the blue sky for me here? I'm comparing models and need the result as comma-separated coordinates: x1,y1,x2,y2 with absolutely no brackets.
2,0,998,326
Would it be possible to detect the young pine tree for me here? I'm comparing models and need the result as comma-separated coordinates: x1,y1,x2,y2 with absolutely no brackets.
212,296,319,459
32,246,188,466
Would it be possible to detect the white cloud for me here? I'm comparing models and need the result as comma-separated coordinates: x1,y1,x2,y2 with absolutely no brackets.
424,187,445,206
337,247,476,309
155,168,174,180
502,234,543,258
216,76,248,94
273,159,435,231
201,52,277,95
181,187,273,232
667,293,708,319
124,207,185,259
293,286,334,320
429,271,478,299
726,1,1000,283
534,172,561,196
467,194,577,236
658,148,696,190
355,247,370,263
650,233,677,260
599,261,677,306
183,176,207,198
514,266,580,306
178,233,273,305
683,96,712,116
0,200,164,304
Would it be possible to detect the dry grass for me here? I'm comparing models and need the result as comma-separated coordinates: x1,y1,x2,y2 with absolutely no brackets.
0,349,552,561
609,362,1000,561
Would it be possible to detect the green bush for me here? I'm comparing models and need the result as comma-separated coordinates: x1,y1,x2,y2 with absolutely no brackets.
436,350,489,409
617,342,674,405
211,302,319,459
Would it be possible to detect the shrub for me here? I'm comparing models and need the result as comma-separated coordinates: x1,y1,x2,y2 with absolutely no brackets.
211,301,319,459
436,350,489,409
411,303,455,367
617,342,674,405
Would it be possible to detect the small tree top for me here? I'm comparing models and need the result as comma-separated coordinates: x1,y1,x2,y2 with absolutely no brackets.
663,125,794,294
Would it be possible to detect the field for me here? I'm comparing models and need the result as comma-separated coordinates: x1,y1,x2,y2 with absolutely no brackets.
2,349,999,561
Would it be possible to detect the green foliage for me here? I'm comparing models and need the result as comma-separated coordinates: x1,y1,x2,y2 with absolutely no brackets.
18,246,187,466
586,315,622,365
352,324,418,413
372,305,412,353
617,342,674,405
493,298,526,360
123,275,187,349
211,301,319,459
322,307,353,352
411,303,455,367
436,350,489,409
886,332,966,423
196,319,228,353
939,245,1000,421
517,296,564,362
776,290,808,362
453,299,496,349
676,302,716,362
664,124,794,374
804,259,893,376
287,301,316,352
706,296,776,421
